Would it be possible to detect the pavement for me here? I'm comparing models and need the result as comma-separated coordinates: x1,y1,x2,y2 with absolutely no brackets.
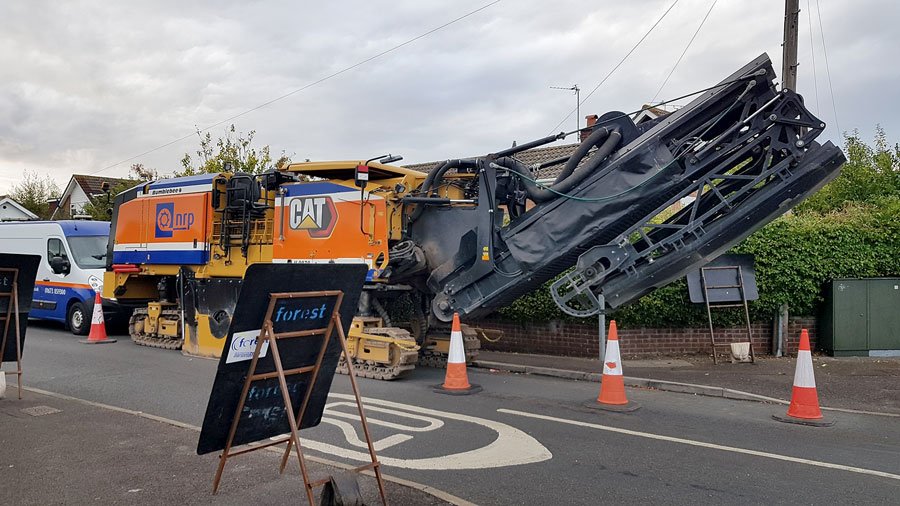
0,387,460,506
473,350,900,416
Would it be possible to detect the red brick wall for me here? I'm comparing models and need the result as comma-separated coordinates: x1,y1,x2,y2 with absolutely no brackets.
473,317,818,358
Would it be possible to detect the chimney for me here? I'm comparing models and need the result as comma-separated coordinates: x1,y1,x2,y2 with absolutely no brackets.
580,114,599,142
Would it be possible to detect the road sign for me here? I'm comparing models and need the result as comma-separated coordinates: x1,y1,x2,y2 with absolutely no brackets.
0,253,39,363
197,263,367,455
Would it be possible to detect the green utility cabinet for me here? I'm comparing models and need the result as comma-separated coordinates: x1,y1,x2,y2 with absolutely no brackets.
820,278,900,357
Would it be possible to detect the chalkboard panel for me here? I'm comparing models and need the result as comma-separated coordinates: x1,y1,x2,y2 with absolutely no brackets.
197,263,367,455
0,253,40,362
686,254,759,303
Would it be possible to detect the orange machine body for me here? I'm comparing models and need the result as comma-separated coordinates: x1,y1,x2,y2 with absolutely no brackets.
274,180,389,281
111,174,214,266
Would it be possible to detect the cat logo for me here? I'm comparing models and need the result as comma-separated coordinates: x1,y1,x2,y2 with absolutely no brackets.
289,196,338,238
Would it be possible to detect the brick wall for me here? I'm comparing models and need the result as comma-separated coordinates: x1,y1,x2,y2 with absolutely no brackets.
474,317,818,358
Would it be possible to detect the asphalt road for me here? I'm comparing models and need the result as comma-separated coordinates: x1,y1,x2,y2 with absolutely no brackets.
15,322,900,505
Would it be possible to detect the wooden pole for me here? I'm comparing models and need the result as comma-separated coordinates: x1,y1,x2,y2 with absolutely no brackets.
782,0,800,91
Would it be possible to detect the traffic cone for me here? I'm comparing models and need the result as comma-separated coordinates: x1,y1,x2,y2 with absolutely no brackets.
597,320,628,404
586,321,639,411
773,329,832,426
80,292,117,344
432,313,481,395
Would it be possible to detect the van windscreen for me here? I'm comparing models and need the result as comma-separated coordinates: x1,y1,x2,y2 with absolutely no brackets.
68,235,108,269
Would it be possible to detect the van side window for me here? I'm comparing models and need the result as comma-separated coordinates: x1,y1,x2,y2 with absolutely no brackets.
47,238,68,261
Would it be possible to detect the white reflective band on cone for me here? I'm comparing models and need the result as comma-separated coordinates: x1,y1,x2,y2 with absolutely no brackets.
447,330,466,364
793,349,816,388
602,340,623,376
91,303,104,325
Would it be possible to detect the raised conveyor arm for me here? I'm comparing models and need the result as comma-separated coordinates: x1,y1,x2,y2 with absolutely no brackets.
404,53,845,322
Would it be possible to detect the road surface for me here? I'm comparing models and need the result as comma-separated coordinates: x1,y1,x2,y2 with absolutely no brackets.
15,322,900,505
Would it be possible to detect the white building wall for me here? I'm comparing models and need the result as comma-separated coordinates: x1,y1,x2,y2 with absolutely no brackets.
0,203,34,221
69,185,91,215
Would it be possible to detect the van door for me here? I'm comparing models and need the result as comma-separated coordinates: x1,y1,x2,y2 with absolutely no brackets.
31,236,73,323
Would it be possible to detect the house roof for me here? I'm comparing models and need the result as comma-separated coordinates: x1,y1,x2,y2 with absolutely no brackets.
72,174,134,198
52,174,136,218
403,142,583,181
0,197,39,219
633,104,673,125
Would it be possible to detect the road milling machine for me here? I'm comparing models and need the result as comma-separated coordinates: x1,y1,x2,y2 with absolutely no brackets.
104,54,845,379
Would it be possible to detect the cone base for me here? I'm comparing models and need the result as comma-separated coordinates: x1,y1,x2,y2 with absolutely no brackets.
79,338,117,344
432,383,482,396
772,413,834,427
583,400,641,412
597,374,629,405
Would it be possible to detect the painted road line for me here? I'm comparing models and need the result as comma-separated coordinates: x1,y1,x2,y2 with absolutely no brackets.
301,393,552,470
498,408,900,481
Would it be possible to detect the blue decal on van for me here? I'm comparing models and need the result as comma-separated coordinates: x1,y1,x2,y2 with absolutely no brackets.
30,283,95,323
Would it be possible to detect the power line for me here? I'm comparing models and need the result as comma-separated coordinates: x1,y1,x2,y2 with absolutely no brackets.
805,0,820,114
549,0,681,134
90,0,502,176
650,0,717,104
815,0,840,135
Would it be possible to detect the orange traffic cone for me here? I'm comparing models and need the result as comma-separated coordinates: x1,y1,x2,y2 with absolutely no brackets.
586,321,639,411
79,292,117,344
598,320,628,404
432,313,481,395
773,329,832,426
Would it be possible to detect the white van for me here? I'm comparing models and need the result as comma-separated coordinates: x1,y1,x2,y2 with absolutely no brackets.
0,221,128,334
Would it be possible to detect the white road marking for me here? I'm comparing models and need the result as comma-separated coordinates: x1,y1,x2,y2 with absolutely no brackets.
325,402,445,432
320,401,443,450
301,393,552,470
320,417,413,451
498,409,900,481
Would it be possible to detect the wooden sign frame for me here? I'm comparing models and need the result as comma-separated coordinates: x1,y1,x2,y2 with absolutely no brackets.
700,265,756,365
211,290,388,506
0,267,23,399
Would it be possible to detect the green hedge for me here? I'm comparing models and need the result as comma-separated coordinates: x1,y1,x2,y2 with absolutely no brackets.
498,199,900,327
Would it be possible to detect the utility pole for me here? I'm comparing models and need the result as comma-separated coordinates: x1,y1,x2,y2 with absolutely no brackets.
782,0,800,91
779,0,800,350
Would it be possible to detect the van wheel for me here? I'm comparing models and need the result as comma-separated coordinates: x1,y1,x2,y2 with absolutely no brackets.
68,302,90,336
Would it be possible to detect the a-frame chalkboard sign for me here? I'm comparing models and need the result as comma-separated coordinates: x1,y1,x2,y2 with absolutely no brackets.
0,253,40,400
198,264,387,505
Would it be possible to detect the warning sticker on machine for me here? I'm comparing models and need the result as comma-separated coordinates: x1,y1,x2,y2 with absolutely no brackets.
225,329,270,364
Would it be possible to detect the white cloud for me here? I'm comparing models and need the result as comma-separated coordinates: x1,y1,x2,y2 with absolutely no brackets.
0,0,895,193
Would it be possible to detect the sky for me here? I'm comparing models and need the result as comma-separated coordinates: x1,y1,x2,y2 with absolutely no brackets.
0,0,896,194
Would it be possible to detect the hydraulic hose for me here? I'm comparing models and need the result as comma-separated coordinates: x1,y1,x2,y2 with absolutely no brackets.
496,128,622,203
552,126,611,185
409,158,478,221
371,297,392,327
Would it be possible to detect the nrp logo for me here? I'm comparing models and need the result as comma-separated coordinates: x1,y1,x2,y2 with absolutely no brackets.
289,196,337,238
155,202,196,238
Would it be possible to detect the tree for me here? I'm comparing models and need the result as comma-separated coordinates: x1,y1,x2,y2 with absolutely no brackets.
178,124,291,176
81,164,159,220
9,170,61,219
796,126,900,214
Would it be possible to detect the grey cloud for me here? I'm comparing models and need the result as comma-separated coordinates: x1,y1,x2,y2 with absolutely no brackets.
0,0,896,191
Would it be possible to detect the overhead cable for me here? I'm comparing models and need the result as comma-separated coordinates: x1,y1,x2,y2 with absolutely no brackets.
650,0,718,104
90,0,502,175
815,0,840,134
549,0,681,134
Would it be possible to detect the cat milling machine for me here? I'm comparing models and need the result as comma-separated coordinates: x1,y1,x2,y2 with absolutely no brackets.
104,54,845,379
